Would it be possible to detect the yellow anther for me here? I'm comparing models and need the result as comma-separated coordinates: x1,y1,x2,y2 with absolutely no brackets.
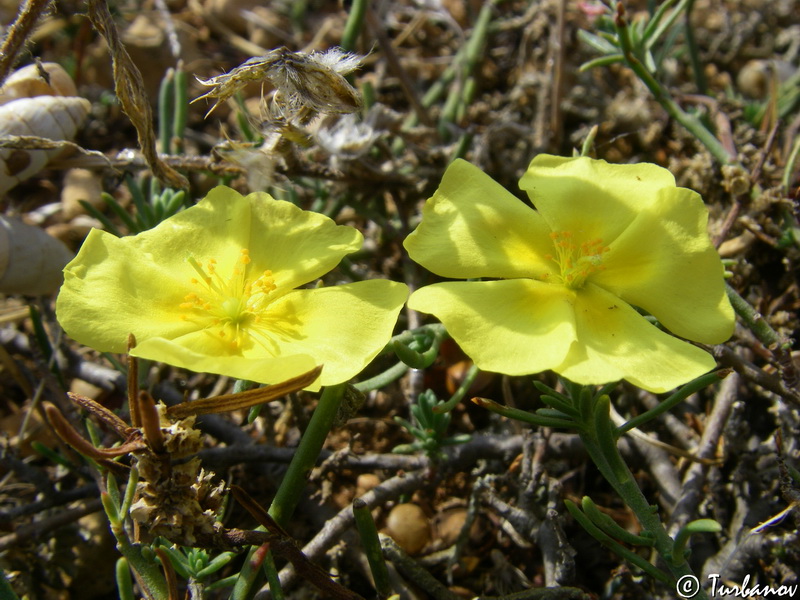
180,248,281,352
543,230,608,289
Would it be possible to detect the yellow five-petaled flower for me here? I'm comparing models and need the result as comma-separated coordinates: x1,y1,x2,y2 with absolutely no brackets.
404,155,734,393
56,187,408,390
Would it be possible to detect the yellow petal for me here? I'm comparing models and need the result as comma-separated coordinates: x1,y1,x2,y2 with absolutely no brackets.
132,338,321,388
519,155,677,244
404,159,554,279
252,280,409,386
554,284,717,393
593,186,734,344
56,228,198,353
56,188,402,389
154,187,363,291
407,280,577,375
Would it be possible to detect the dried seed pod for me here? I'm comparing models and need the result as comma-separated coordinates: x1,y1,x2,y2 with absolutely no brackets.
129,403,226,546
0,216,74,295
194,46,363,117
0,62,78,104
0,95,91,196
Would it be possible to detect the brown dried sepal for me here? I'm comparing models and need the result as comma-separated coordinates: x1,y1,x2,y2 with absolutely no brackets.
45,401,146,460
47,360,322,548
167,364,322,419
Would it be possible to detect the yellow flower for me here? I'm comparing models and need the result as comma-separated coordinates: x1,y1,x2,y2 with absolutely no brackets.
404,156,734,393
57,187,408,390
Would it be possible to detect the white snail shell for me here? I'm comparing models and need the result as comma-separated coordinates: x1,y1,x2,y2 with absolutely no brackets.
0,62,78,104
0,95,91,196
0,216,74,295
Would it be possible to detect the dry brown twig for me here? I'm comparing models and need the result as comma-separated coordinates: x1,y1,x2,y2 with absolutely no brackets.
0,0,52,86
85,0,188,190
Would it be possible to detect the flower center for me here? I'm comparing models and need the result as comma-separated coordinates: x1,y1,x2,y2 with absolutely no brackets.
542,231,608,289
179,249,280,351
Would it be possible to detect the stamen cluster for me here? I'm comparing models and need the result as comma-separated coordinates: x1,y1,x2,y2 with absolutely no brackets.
543,231,609,288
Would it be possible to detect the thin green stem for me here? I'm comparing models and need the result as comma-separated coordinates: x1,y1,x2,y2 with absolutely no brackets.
671,519,721,567
264,556,284,600
579,124,599,157
158,69,175,155
115,558,134,600
725,282,789,349
641,0,680,45
172,66,188,154
433,364,479,414
285,385,350,483
592,395,631,484
578,398,709,598
581,496,655,546
438,0,497,137
565,500,670,584
617,370,730,435
353,498,392,598
103,492,168,600
341,0,368,52
354,361,409,392
782,135,800,195
231,384,347,599
472,397,580,430
614,8,734,165
539,394,581,419
682,0,707,94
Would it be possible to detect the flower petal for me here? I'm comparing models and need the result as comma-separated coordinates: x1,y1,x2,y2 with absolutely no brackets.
155,187,363,291
593,186,734,344
407,279,577,375
56,188,366,356
554,284,717,393
56,228,198,353
246,279,409,386
519,155,677,245
404,159,554,279
133,337,320,388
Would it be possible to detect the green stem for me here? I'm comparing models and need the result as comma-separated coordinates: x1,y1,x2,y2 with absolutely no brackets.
353,498,392,598
158,68,175,155
341,0,368,52
565,500,670,583
437,0,496,137
102,493,168,600
671,519,721,567
782,134,800,194
115,558,134,600
641,0,680,45
433,364,480,414
725,282,789,349
172,66,188,154
272,383,345,523
263,556,284,600
617,370,729,435
354,361,409,392
682,0,707,94
579,124,599,157
578,398,708,598
473,397,580,430
231,384,348,599
614,8,734,165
